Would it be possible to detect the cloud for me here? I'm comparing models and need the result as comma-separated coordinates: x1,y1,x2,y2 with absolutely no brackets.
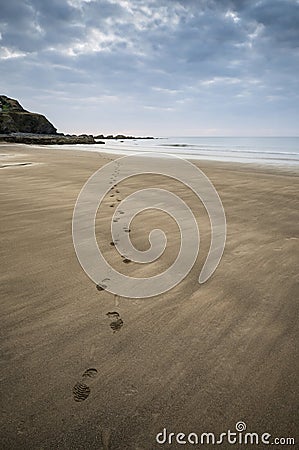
0,0,298,135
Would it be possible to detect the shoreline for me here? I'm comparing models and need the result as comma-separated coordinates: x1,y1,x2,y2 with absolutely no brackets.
1,143,298,448
20,139,299,171
1,142,298,177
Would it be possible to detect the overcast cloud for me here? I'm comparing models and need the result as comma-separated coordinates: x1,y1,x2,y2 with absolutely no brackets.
0,0,298,135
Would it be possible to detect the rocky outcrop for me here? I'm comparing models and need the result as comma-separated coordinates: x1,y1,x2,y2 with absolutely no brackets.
0,96,27,112
0,134,100,145
0,95,154,144
0,95,57,134
94,134,154,140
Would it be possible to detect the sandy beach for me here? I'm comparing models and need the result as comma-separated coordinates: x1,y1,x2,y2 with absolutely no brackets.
0,144,298,449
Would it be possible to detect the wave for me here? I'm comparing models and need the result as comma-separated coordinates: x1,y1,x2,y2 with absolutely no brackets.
160,143,197,147
155,145,299,157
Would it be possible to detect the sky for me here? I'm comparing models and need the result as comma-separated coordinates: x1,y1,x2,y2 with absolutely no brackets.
0,0,298,136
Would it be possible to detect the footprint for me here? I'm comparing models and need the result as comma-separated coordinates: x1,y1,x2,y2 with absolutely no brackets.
106,311,124,333
110,318,124,332
96,282,107,291
72,368,98,402
106,311,120,319
82,368,98,379
73,382,90,402
122,258,131,264
96,278,110,291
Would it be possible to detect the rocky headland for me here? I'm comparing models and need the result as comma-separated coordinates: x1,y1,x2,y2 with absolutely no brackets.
0,95,153,145
0,95,57,135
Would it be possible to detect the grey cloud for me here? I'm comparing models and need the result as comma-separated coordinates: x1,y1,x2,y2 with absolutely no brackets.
0,0,298,135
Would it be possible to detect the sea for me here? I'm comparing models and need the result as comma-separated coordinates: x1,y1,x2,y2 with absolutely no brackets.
52,136,299,167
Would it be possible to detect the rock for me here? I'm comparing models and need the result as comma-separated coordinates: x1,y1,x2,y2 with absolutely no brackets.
115,134,126,140
0,95,155,143
0,96,25,112
94,133,155,140
0,95,57,134
0,134,101,145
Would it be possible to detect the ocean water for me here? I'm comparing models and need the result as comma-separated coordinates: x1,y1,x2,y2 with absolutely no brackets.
53,136,299,167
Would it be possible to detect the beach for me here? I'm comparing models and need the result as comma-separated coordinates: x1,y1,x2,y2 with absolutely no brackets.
0,144,298,449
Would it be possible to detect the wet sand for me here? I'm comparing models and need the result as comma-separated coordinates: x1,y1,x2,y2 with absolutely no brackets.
0,144,298,449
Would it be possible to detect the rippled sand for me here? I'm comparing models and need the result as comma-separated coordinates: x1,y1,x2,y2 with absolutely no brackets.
0,144,298,449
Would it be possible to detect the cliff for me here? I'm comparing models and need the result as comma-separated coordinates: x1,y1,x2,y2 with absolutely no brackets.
0,95,57,134
0,95,153,145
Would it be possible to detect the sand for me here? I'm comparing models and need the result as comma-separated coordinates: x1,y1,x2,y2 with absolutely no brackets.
0,144,298,449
